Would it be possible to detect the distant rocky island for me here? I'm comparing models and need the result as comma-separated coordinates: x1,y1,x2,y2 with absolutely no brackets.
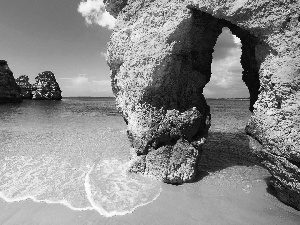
32,71,62,100
0,60,22,103
0,60,62,103
15,75,33,99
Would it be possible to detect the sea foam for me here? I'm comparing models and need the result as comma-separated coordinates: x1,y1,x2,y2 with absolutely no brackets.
85,159,162,217
0,155,162,217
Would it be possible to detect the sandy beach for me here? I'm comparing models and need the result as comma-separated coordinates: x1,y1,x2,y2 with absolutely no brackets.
1,130,300,225
1,166,300,225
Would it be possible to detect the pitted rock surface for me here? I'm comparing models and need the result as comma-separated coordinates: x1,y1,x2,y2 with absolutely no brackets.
32,71,62,100
0,60,22,103
15,75,33,99
105,0,300,209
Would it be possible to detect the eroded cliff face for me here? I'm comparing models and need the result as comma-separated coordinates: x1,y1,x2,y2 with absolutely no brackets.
32,71,62,100
0,60,22,104
105,0,300,209
15,75,33,99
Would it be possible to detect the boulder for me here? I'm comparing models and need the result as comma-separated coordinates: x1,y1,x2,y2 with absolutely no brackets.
0,60,22,103
15,75,33,99
105,0,300,209
32,71,62,100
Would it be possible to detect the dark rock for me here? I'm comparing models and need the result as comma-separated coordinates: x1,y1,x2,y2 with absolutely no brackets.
248,137,300,210
32,71,62,100
0,60,22,104
15,75,33,99
104,0,127,18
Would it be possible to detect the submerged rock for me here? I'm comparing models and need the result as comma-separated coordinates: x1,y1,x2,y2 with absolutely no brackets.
0,60,22,103
32,71,62,100
105,0,300,209
15,75,33,99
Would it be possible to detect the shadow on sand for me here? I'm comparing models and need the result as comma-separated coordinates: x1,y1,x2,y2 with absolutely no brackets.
195,131,261,182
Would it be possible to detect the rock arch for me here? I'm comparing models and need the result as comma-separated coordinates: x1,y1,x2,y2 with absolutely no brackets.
105,0,300,209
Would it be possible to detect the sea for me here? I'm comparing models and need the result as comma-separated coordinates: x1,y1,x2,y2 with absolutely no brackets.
0,97,300,224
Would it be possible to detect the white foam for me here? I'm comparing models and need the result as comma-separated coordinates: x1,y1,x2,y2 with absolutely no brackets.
0,191,94,211
84,163,111,216
84,159,162,217
0,156,162,217
0,156,94,211
0,155,93,210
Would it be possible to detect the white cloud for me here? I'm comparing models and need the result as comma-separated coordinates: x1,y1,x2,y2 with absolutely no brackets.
203,31,249,98
59,75,112,97
211,48,242,88
233,34,241,45
78,0,116,30
212,28,238,61
73,76,89,86
100,51,107,58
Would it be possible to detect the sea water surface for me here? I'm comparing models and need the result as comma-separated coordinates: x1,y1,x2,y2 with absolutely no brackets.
1,98,300,224
0,97,161,217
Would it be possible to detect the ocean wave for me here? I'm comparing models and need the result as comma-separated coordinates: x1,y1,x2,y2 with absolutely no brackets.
0,156,162,217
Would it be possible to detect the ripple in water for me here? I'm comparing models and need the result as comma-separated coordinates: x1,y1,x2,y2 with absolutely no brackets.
0,156,162,217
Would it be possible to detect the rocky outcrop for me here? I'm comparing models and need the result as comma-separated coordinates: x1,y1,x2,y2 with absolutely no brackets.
105,0,300,209
32,71,62,100
15,75,33,99
0,60,22,103
103,0,127,18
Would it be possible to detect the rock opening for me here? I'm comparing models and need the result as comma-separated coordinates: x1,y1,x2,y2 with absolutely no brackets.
204,27,247,99
190,9,260,112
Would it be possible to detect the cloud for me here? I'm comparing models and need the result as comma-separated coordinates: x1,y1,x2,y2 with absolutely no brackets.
211,45,242,88
59,75,112,97
78,0,116,30
233,34,241,45
100,51,107,58
72,76,89,85
212,28,241,61
204,29,249,98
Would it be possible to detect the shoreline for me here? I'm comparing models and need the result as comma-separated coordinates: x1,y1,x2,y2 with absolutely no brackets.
1,164,300,225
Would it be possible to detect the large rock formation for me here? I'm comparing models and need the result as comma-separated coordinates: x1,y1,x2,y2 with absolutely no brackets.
105,0,300,209
0,60,22,103
32,71,62,100
15,75,33,99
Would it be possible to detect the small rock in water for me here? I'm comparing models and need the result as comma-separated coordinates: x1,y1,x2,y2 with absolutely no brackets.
15,75,33,99
32,71,62,100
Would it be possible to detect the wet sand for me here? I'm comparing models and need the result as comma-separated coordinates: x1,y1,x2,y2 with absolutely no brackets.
1,131,300,225
1,172,300,225
1,182,300,225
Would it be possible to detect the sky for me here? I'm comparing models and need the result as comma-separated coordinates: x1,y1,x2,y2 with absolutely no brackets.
0,0,249,98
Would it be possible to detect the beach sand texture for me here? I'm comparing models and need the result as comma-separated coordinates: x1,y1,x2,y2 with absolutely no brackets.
0,98,300,225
